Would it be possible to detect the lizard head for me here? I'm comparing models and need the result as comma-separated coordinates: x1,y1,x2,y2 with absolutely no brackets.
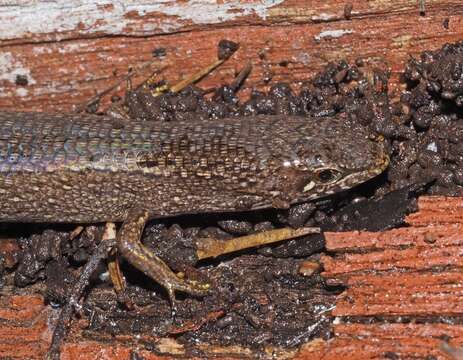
258,116,389,209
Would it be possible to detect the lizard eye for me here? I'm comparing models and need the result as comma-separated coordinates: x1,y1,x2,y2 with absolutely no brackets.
315,169,342,184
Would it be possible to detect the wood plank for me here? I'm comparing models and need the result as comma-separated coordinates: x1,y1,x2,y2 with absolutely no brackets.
296,197,463,359
1,1,462,112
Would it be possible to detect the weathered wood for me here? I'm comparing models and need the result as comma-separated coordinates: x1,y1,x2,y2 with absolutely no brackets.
0,293,291,359
1,1,459,44
295,197,463,360
1,1,462,112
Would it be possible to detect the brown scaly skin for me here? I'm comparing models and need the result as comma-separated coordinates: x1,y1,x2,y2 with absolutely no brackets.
0,111,389,301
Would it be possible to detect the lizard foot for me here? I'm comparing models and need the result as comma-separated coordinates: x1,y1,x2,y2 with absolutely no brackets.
117,207,211,309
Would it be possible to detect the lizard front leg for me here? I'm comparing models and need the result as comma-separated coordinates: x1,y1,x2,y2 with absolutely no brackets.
117,208,210,311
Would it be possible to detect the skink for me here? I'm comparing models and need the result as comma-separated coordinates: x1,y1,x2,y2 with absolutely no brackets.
0,111,389,302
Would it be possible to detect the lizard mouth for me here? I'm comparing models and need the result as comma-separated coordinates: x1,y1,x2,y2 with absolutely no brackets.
341,151,390,189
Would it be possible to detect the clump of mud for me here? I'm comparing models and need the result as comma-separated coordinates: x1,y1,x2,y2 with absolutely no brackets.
386,41,463,196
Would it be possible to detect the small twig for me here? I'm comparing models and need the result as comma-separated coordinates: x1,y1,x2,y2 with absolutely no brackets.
167,40,239,95
229,61,252,92
107,248,126,294
195,227,320,260
419,0,426,16
47,222,117,360
69,225,84,241
107,247,135,309
169,58,226,94
74,60,167,113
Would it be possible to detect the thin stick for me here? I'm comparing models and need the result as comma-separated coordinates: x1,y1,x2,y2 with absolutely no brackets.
419,0,426,15
69,225,84,240
107,247,135,309
108,248,126,295
169,58,225,94
195,227,320,260
47,223,116,360
75,61,167,113
229,61,252,92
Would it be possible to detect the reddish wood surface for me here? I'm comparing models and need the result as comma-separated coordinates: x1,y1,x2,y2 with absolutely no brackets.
294,197,463,360
0,293,286,359
1,1,462,112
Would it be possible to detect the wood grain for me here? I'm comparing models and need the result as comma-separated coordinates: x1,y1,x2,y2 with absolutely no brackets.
1,1,462,112
296,197,463,360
